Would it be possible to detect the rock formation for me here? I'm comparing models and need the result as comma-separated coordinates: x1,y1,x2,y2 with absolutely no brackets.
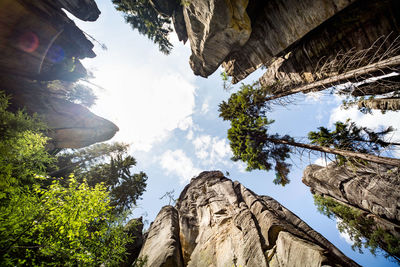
139,171,359,267
303,163,400,258
161,0,400,90
2,76,118,150
303,163,400,226
0,0,119,149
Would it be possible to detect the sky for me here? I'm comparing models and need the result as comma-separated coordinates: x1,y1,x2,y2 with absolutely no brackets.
70,1,399,266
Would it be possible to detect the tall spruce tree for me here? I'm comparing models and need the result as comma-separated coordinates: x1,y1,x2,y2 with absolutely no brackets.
219,84,400,185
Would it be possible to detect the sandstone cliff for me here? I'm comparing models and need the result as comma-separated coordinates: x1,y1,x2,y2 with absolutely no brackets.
162,0,400,90
303,163,400,258
138,171,359,267
0,0,119,149
303,163,400,226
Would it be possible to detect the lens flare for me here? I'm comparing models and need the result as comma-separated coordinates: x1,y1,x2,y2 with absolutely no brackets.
47,44,65,63
18,31,39,53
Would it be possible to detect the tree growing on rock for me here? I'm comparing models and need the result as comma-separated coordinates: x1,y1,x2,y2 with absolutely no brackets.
112,0,173,54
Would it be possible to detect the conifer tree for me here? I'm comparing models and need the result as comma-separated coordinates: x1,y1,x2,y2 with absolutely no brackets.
50,142,147,213
112,0,173,54
219,84,400,185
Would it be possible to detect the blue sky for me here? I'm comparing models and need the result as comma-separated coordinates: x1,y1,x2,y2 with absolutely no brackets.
71,1,399,266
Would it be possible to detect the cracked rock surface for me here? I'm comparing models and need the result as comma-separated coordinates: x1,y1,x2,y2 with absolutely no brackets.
139,171,359,267
303,163,400,225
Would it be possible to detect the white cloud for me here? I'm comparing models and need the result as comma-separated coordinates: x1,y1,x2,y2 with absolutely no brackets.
305,91,323,102
233,161,247,173
192,135,232,166
186,129,194,140
200,100,209,114
329,105,400,143
336,218,353,245
73,5,195,153
160,149,201,183
313,157,332,166
193,135,211,159
88,67,196,152
178,116,193,131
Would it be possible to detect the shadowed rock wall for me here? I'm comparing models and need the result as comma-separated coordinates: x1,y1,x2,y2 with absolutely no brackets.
0,0,119,149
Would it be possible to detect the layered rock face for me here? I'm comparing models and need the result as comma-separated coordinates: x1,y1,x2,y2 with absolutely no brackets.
183,0,251,77
0,0,119,149
165,0,400,86
139,171,359,267
303,163,400,225
303,163,400,255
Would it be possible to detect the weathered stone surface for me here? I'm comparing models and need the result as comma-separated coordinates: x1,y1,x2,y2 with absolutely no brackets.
0,0,119,149
183,0,251,77
358,98,400,112
139,171,359,267
223,0,355,83
178,0,399,85
270,231,327,267
259,0,400,88
2,76,118,149
0,0,96,81
138,206,184,267
303,163,400,224
303,163,400,258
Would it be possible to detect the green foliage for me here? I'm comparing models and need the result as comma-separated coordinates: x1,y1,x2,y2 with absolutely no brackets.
50,142,147,213
219,82,268,121
1,178,130,266
308,119,394,164
219,81,397,185
0,92,47,140
314,195,400,261
0,92,53,193
219,83,291,185
112,0,173,54
0,91,133,265
220,72,233,91
133,255,148,267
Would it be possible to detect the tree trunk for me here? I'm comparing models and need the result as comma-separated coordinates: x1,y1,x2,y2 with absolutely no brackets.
358,97,400,111
264,55,400,101
267,137,400,166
